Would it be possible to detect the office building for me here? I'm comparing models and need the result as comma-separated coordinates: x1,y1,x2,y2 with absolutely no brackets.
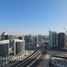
0,39,25,57
49,31,58,48
0,40,9,56
1,32,9,40
24,35,36,50
65,35,67,48
14,39,25,55
36,35,43,47
58,33,65,49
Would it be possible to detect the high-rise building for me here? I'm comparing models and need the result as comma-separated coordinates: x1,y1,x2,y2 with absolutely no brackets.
0,39,25,57
65,35,67,48
14,39,25,55
49,31,58,48
1,32,9,40
58,33,65,49
24,35,37,50
0,40,9,56
36,35,43,47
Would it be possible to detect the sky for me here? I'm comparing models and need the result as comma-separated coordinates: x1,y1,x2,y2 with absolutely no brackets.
0,0,67,35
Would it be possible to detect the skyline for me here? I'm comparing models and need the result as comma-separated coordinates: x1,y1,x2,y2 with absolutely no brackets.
0,0,67,35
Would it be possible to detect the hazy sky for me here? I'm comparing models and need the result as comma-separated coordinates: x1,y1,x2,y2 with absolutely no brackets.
0,0,67,35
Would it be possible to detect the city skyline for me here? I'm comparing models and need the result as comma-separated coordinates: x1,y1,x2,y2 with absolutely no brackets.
0,0,67,35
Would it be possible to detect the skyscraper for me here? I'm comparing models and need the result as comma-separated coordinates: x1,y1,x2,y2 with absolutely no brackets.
58,33,65,49
0,39,25,56
49,30,58,48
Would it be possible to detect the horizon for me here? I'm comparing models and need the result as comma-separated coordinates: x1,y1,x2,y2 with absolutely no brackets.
0,30,67,36
0,0,67,35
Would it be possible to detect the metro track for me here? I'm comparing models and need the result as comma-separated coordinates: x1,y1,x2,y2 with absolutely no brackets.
11,47,43,67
